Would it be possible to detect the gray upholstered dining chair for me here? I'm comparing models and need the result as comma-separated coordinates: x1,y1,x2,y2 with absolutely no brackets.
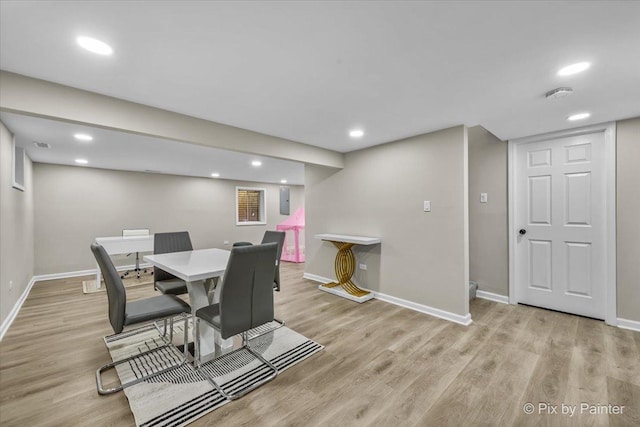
91,243,191,395
154,231,193,295
261,231,285,291
194,242,284,400
232,230,285,291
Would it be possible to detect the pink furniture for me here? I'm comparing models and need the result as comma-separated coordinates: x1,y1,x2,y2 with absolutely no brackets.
277,207,305,263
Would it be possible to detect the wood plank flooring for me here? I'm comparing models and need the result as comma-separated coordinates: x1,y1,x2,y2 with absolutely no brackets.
1,263,638,426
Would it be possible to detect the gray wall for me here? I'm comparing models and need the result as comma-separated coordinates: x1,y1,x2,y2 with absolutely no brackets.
468,126,508,296
33,163,303,275
616,117,640,322
0,121,34,326
305,125,469,317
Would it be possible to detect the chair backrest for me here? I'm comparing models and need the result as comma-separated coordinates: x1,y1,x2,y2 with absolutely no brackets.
218,242,278,339
261,231,285,290
153,232,193,281
90,243,126,333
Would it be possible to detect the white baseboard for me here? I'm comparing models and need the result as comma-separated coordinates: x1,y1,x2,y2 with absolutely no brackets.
373,291,473,326
1,262,152,342
476,290,509,304
303,272,334,284
303,272,473,326
0,277,37,342
32,268,96,282
32,262,152,282
617,318,640,332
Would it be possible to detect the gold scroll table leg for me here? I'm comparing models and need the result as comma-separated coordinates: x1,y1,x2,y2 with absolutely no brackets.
321,241,370,298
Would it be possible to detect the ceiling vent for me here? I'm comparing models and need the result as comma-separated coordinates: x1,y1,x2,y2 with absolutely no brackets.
33,141,51,149
545,87,573,99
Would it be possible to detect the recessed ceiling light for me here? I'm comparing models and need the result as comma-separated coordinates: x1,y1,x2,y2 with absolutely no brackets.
349,129,364,138
280,179,287,184
211,173,220,178
251,160,262,167
567,112,591,121
74,133,93,141
77,36,113,55
558,62,590,76
75,158,88,165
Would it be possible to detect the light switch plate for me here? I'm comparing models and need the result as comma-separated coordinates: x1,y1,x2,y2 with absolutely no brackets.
480,193,488,203
423,200,431,212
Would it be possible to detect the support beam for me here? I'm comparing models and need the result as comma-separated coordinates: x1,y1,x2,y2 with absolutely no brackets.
0,71,344,169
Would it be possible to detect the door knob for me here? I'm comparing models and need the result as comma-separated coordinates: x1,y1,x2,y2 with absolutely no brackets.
519,229,527,235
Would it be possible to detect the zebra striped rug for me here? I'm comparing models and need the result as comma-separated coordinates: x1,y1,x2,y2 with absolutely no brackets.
104,321,323,427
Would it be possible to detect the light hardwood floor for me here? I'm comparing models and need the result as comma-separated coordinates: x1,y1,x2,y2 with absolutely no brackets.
1,263,639,426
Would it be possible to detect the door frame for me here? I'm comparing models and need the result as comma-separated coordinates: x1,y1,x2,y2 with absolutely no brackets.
508,122,617,325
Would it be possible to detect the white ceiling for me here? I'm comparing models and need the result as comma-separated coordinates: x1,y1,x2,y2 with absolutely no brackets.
0,112,304,185
1,1,640,154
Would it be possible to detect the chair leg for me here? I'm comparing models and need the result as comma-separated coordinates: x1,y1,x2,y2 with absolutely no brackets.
245,336,278,379
96,315,189,395
247,318,285,341
96,342,186,395
195,329,279,401
183,315,189,361
194,318,200,368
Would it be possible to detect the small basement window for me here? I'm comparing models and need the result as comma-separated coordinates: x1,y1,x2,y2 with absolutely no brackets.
236,187,266,225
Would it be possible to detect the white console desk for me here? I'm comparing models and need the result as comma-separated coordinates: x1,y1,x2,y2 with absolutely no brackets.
94,235,154,288
314,234,381,303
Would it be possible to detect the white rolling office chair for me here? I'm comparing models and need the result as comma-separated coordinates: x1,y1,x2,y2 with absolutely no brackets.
120,228,150,279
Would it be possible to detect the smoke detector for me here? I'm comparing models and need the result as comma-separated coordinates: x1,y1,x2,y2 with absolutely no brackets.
545,87,573,99
33,141,51,149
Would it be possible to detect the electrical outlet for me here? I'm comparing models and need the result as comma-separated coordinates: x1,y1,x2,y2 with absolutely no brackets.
423,200,431,212
223,240,229,245
359,264,367,271
480,193,488,203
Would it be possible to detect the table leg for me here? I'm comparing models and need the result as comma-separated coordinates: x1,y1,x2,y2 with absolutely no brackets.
187,278,233,364
321,241,370,297
186,279,216,363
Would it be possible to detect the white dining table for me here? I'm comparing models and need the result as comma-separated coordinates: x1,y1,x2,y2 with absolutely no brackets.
143,248,232,363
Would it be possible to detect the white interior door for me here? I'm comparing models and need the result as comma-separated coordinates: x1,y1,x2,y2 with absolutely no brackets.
515,131,606,319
